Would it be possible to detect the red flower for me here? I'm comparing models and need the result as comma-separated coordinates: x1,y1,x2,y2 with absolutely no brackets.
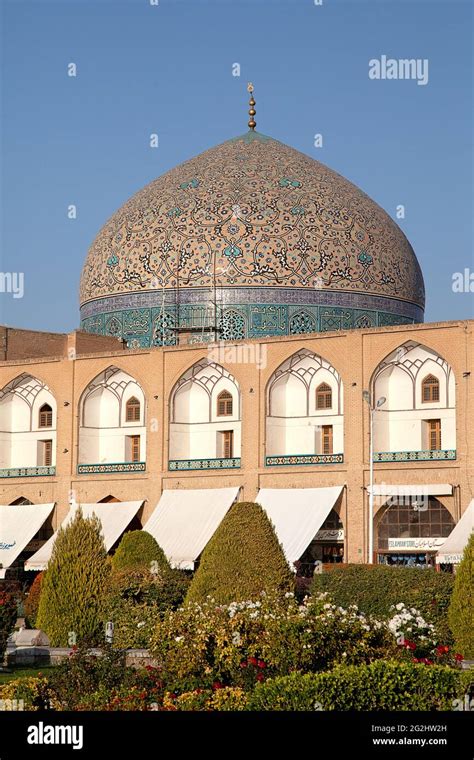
455,653,464,662
256,672,264,682
412,657,419,663
248,657,257,667
425,659,433,666
239,661,247,669
212,682,223,690
257,659,266,669
405,641,416,651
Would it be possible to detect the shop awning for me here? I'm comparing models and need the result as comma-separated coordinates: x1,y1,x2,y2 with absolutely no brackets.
367,484,453,497
436,499,474,564
143,487,239,569
256,486,344,566
24,501,143,571
0,503,55,578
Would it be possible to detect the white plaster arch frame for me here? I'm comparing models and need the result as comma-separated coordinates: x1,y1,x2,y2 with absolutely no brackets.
267,349,343,418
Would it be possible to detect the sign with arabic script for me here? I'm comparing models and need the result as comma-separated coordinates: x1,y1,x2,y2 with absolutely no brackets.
0,540,16,550
314,529,344,542
388,537,445,550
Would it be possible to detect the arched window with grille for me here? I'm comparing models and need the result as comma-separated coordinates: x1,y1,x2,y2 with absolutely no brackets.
217,390,233,417
38,403,53,428
421,374,440,403
316,382,332,410
125,396,141,422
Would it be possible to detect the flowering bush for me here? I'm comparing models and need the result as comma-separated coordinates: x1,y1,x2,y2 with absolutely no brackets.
311,565,454,642
46,643,135,710
149,592,396,693
388,603,463,666
0,591,17,664
0,677,58,711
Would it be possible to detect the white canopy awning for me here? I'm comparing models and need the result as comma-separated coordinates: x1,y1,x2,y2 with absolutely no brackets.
0,503,55,578
367,484,453,497
143,488,239,569
24,501,143,571
256,486,344,566
436,499,474,564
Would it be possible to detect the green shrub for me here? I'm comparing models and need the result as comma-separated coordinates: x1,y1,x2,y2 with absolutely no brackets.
164,686,248,711
36,509,110,646
311,564,453,641
0,591,17,664
249,660,463,711
111,531,169,574
186,502,293,604
448,533,474,658
0,676,54,711
104,567,189,648
24,572,43,628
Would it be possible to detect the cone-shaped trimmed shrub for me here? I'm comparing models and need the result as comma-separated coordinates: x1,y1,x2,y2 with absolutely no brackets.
448,532,474,658
111,530,169,574
186,501,293,604
36,509,110,646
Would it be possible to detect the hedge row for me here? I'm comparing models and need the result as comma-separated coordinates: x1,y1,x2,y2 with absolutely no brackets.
311,564,454,640
249,660,472,712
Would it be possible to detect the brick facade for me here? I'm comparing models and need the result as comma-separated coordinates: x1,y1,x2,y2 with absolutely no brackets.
0,320,472,564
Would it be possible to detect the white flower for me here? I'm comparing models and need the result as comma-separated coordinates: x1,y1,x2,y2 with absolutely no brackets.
396,603,404,611
175,636,184,642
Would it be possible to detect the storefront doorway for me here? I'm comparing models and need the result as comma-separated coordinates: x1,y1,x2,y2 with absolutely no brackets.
376,496,455,567
297,509,344,576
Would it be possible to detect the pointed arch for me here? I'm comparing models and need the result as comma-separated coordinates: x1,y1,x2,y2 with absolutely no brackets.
370,342,456,457
168,358,241,462
266,349,343,459
78,366,147,468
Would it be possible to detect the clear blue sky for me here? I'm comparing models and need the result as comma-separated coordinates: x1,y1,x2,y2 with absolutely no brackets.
1,0,473,331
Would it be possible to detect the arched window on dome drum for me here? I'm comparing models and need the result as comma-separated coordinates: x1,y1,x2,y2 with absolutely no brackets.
217,390,233,417
421,375,440,403
38,403,53,428
125,396,141,422
316,383,332,410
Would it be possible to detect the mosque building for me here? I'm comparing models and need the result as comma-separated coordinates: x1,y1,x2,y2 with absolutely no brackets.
0,87,472,578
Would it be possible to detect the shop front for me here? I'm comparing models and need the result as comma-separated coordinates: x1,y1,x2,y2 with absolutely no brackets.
376,496,455,567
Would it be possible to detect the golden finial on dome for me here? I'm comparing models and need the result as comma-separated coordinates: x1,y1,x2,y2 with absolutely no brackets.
247,82,256,130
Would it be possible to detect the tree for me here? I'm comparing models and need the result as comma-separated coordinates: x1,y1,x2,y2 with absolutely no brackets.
36,509,110,646
186,502,293,604
111,530,169,574
448,532,474,658
24,571,43,628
